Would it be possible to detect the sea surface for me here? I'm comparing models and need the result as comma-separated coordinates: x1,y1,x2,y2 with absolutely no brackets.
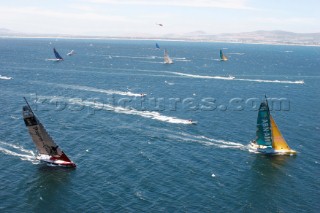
0,38,319,212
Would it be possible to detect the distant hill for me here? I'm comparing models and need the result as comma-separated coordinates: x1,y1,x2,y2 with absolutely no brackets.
0,28,319,46
177,30,320,45
210,30,320,45
0,28,19,35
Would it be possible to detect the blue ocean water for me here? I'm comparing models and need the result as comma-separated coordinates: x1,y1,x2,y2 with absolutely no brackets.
0,38,319,212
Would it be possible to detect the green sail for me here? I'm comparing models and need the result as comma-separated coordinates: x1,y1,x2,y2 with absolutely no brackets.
255,101,272,147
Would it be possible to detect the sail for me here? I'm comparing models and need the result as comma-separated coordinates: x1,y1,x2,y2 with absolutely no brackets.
156,43,160,49
255,101,272,147
220,50,228,61
164,49,173,64
67,50,75,56
22,105,73,163
53,48,63,60
270,115,291,151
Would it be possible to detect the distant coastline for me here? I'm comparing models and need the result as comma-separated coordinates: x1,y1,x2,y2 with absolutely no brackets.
1,29,319,47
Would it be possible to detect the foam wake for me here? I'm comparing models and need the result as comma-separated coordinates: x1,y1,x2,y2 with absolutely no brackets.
58,84,146,97
247,143,260,153
34,82,146,97
37,96,195,125
162,130,245,149
228,52,245,55
0,75,13,80
45,58,62,61
138,61,164,64
173,57,191,62
0,141,39,164
235,78,304,84
69,99,194,124
165,71,304,84
111,55,159,60
167,71,235,80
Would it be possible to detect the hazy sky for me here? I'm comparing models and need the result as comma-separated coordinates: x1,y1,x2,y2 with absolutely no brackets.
0,0,319,36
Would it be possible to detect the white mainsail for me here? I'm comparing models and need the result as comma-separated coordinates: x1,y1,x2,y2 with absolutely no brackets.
164,49,173,64
67,50,75,56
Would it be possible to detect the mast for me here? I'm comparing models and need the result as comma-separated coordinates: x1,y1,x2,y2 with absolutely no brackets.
23,97,34,114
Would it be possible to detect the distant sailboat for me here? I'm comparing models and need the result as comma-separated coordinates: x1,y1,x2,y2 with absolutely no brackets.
22,97,76,167
156,43,160,49
220,49,228,61
67,50,75,56
164,49,173,64
53,48,64,61
249,97,296,155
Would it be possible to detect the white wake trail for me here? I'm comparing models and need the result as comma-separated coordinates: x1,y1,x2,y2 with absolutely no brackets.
168,71,235,80
111,55,158,60
36,95,195,125
0,75,13,80
58,84,146,97
34,81,146,97
197,135,245,148
0,141,39,164
0,141,34,155
162,130,245,149
165,71,304,84
235,78,304,84
69,99,194,124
